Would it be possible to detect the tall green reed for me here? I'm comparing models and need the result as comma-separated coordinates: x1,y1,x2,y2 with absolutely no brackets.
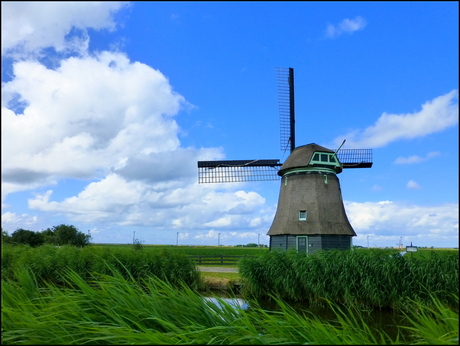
400,293,459,345
2,263,458,345
1,244,201,289
238,249,458,309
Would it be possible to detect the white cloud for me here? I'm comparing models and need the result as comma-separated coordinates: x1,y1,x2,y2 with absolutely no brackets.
1,1,130,57
427,151,442,158
325,16,367,39
2,211,22,224
194,230,220,240
1,4,236,236
407,180,421,189
178,232,189,240
372,185,383,191
394,151,441,164
345,200,458,240
1,211,38,229
204,217,233,227
23,173,267,234
249,217,263,227
394,155,423,164
332,90,458,148
1,52,201,190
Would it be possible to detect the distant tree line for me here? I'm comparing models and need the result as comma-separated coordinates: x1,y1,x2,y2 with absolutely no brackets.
235,243,268,248
2,224,91,247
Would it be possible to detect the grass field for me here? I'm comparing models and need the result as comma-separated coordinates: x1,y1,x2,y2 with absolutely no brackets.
93,243,269,256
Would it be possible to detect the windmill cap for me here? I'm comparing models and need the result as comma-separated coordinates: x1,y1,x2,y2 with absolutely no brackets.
278,143,337,176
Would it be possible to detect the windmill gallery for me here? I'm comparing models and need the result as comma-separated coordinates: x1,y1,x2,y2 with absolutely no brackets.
198,68,373,254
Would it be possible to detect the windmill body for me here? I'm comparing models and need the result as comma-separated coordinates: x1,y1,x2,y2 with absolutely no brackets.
197,68,372,253
267,143,356,254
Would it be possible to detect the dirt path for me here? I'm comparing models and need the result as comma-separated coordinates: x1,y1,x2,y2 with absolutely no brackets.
197,266,238,273
197,266,241,290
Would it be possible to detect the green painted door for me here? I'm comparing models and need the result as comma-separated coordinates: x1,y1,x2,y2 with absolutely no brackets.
296,236,308,254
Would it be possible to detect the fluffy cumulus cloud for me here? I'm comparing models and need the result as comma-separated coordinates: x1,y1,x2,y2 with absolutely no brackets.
332,90,459,148
1,1,130,57
345,200,458,247
1,44,268,240
25,178,268,232
1,1,271,243
1,52,217,193
325,16,367,39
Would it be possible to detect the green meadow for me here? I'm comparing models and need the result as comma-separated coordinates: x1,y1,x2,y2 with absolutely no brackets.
94,243,269,256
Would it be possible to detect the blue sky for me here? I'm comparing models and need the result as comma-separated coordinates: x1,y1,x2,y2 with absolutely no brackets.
1,1,458,248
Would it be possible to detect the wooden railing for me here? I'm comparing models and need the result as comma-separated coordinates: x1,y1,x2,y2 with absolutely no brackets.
189,255,250,265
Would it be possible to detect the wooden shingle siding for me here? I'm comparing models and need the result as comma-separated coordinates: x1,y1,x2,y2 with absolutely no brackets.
269,234,352,254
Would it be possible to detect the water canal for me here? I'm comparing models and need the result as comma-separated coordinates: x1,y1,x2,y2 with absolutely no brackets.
201,292,410,341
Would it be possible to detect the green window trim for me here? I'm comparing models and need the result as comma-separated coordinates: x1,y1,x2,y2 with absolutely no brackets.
309,151,342,172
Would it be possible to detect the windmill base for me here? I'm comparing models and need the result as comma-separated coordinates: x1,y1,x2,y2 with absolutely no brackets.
269,234,353,254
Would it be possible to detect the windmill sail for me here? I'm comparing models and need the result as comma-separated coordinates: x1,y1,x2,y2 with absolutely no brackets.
197,67,373,184
337,149,373,168
197,67,296,184
197,148,372,183
276,67,295,154
198,159,281,183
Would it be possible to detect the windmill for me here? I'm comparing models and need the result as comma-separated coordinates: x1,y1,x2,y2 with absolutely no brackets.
197,67,373,254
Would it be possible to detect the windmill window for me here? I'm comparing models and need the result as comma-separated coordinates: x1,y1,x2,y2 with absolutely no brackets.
313,153,319,161
329,156,337,163
299,210,307,221
320,154,328,162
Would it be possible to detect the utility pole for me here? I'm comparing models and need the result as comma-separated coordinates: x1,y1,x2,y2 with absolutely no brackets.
218,233,220,246
176,232,179,246
133,231,135,244
367,236,369,248
258,234,260,247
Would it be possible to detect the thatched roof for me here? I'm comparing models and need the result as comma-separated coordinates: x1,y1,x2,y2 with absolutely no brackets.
278,143,335,176
267,173,356,236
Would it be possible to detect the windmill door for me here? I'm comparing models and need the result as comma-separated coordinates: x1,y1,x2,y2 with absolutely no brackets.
296,236,308,254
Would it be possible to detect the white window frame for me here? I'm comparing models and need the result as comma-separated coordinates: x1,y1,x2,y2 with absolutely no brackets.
299,210,307,221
